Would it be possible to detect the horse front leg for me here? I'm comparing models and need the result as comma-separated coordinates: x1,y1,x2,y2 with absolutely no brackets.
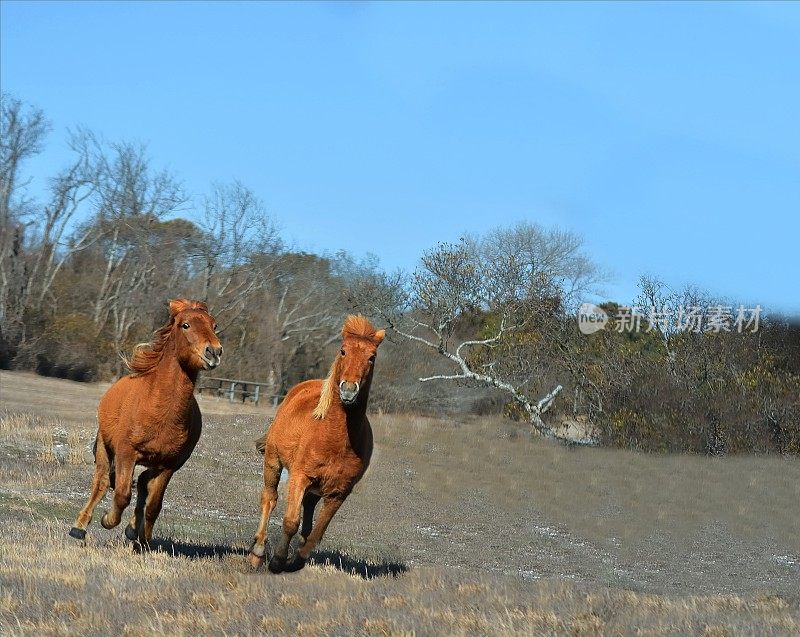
248,451,282,568
100,451,136,530
269,473,310,574
69,435,111,541
291,496,345,570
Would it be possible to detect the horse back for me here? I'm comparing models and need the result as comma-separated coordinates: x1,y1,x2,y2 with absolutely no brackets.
269,379,322,429
281,379,324,413
97,375,139,436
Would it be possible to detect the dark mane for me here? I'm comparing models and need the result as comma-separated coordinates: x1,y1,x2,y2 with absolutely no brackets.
125,320,175,376
124,300,209,375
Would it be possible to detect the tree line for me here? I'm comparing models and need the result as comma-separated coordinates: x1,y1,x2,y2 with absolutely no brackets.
2,93,798,454
1,93,360,394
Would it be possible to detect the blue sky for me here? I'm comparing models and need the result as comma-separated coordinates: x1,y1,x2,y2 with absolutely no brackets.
2,1,799,313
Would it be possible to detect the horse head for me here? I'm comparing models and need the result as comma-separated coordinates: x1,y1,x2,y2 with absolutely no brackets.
169,299,223,371
335,315,385,405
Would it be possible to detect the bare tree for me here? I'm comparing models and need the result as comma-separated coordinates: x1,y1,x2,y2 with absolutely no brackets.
22,129,101,312
483,223,604,310
88,141,187,332
193,181,280,330
0,94,50,333
634,275,714,375
352,223,603,443
0,93,49,223
255,253,346,393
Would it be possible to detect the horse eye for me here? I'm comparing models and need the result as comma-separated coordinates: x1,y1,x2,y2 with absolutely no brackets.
340,349,346,357
369,355,376,363
181,322,190,329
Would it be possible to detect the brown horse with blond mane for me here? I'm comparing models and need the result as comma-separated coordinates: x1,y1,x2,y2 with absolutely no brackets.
249,315,385,572
69,299,222,545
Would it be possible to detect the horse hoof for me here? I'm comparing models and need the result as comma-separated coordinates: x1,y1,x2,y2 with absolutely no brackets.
285,556,307,573
124,524,137,542
248,552,266,569
268,556,286,574
100,512,117,529
68,527,86,541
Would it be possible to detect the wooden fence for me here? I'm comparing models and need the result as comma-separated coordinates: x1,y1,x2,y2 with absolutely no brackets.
196,377,283,407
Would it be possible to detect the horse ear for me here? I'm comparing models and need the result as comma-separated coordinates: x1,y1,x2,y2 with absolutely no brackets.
169,299,192,317
373,329,385,345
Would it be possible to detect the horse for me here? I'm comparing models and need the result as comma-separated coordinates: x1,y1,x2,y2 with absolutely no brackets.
69,298,222,546
248,315,385,573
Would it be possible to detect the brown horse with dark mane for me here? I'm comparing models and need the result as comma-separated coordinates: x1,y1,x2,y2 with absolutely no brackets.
69,299,222,545
249,315,385,572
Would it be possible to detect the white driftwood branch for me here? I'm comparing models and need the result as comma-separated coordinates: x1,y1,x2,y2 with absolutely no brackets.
536,384,562,414
407,325,594,446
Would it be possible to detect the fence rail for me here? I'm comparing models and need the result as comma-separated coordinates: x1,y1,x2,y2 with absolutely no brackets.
196,376,283,407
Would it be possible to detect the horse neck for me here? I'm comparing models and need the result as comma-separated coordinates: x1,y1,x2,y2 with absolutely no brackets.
148,341,198,413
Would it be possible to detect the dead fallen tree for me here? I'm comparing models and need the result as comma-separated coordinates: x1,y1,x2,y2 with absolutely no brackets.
350,224,603,445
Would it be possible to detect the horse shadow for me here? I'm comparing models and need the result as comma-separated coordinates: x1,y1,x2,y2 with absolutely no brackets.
146,537,248,560
146,538,408,580
301,549,408,579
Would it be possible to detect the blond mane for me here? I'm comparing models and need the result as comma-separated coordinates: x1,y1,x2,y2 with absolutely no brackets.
312,315,381,420
311,357,339,420
341,314,381,342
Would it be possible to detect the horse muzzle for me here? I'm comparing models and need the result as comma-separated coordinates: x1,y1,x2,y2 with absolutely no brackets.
200,345,223,370
339,380,360,405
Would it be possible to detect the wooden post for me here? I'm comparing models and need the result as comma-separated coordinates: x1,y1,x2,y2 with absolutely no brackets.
229,382,236,403
254,385,260,406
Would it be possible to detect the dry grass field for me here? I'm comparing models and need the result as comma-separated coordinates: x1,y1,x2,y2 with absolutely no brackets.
1,369,798,636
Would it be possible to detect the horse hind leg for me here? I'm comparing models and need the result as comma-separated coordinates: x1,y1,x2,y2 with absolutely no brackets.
248,451,282,568
124,468,156,543
299,492,321,547
139,468,173,545
69,435,111,541
94,434,117,489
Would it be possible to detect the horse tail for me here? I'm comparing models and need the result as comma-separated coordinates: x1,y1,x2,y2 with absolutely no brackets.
255,434,266,455
94,434,116,489
254,417,275,455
